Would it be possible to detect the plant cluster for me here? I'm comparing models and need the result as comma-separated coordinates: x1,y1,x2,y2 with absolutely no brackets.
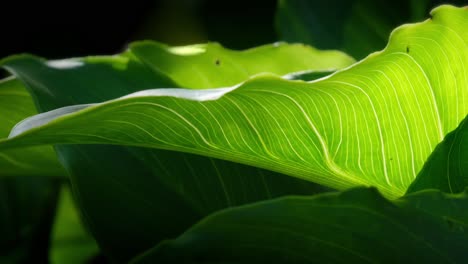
0,2,467,263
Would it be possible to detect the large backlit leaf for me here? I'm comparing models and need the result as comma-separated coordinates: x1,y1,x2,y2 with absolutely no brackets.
1,5,466,199
0,77,65,177
0,43,344,261
407,115,468,194
131,187,468,264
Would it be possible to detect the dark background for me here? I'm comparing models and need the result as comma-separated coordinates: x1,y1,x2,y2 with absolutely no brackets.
0,0,277,60
0,0,464,77
1,0,465,60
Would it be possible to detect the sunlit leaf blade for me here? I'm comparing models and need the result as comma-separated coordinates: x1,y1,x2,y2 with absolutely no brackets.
131,187,468,264
407,115,468,194
0,42,340,261
2,5,467,198
0,77,65,177
130,41,355,88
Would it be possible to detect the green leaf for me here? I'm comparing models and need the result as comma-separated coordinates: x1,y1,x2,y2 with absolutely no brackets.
2,5,467,198
131,187,468,264
129,41,355,88
0,78,68,261
1,42,341,261
0,77,65,177
0,178,62,263
57,144,325,262
276,0,466,59
50,186,99,264
0,52,191,262
407,115,468,194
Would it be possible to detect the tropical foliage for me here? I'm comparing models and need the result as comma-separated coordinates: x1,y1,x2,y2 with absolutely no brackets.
0,3,467,263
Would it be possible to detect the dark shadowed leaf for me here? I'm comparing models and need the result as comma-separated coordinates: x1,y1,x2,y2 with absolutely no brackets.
407,115,468,194
131,187,468,264
49,186,99,264
0,178,61,263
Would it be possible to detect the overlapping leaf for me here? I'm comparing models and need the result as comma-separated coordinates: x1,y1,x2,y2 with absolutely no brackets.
0,177,61,263
0,78,66,262
49,186,99,264
134,113,468,262
131,187,468,264
0,77,65,177
407,115,468,194
129,41,355,87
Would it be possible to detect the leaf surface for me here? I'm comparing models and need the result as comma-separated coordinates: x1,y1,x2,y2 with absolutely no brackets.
129,41,355,88
407,115,468,194
0,178,61,263
50,186,99,264
276,0,466,59
0,42,342,261
131,187,468,264
0,77,65,177
2,6,467,198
